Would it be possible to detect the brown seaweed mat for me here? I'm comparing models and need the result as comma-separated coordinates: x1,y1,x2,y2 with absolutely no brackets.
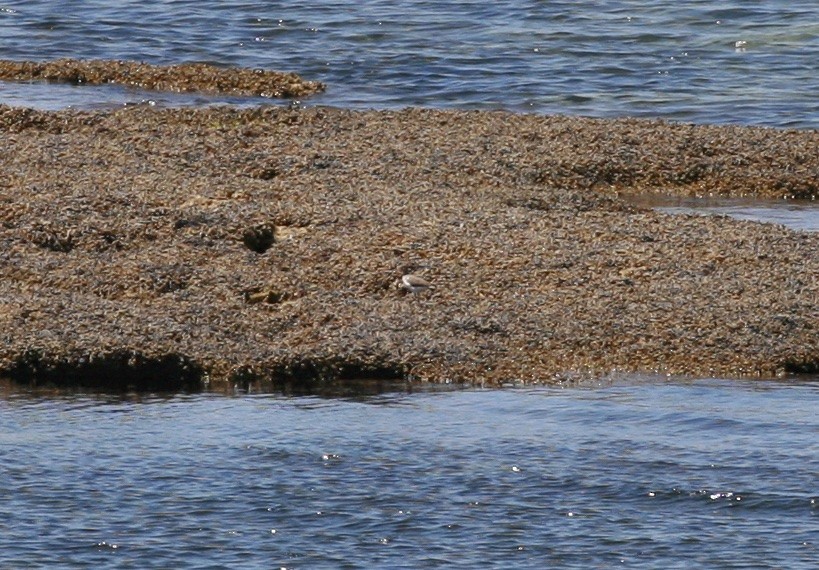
0,105,817,390
0,59,324,99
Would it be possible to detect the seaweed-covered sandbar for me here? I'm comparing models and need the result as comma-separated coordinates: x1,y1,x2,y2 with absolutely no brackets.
0,59,325,99
0,105,816,390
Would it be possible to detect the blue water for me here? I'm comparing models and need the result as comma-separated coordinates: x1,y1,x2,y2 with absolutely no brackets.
1,378,817,568
1,1,818,128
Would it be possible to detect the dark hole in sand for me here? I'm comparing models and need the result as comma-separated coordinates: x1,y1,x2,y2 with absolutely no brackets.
242,224,275,253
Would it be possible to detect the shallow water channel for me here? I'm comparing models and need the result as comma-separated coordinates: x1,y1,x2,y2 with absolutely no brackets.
2,376,817,568
629,195,819,233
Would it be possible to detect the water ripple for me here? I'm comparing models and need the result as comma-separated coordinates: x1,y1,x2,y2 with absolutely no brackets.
1,1,818,127
3,377,818,567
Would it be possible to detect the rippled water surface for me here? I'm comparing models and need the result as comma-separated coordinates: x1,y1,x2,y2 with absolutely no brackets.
1,378,817,568
1,1,818,127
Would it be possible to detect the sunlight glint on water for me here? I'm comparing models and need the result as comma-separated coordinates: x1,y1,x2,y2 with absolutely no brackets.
0,1,817,128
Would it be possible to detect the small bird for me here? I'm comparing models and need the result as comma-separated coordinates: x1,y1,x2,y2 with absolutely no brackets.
401,274,433,294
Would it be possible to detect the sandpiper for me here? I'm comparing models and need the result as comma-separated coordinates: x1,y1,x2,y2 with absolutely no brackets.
401,274,433,294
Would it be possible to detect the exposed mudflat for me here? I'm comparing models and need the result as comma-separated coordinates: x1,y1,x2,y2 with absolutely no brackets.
1,104,816,390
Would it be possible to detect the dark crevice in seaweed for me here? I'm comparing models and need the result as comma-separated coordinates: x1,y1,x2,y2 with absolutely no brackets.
3,350,411,393
227,357,408,394
782,360,819,375
5,349,204,392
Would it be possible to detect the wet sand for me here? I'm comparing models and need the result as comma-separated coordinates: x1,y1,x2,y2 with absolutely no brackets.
1,104,817,390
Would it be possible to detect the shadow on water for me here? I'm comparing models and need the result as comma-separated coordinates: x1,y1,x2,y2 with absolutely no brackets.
0,375,464,402
3,371,818,403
